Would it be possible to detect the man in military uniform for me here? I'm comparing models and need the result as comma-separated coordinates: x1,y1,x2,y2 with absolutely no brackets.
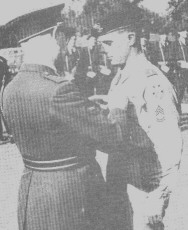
96,12,182,230
74,29,101,97
175,29,188,105
0,56,11,143
2,22,126,230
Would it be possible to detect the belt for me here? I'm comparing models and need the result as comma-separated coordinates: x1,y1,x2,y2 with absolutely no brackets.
23,156,94,172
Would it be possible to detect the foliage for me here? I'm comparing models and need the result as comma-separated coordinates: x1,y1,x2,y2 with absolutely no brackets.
61,0,144,33
167,0,188,30
140,8,167,34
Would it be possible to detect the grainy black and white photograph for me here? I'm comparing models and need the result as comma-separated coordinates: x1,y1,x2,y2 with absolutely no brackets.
0,0,188,229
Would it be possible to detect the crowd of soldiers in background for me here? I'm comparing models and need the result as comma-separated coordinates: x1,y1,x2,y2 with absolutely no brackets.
57,27,188,113
34,26,188,103
1,26,188,110
141,28,188,112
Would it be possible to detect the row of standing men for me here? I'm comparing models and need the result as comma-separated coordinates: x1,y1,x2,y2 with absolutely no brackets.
142,30,188,111
58,29,188,114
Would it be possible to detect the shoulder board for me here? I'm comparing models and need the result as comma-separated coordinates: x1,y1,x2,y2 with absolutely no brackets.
43,72,66,83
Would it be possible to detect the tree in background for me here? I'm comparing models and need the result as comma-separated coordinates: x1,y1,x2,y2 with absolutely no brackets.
140,9,167,34
61,0,144,34
167,0,188,30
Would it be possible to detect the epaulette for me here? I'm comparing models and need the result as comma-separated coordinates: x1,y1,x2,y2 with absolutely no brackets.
43,72,66,83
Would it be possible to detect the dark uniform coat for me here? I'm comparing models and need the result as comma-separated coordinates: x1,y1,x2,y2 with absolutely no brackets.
3,64,122,230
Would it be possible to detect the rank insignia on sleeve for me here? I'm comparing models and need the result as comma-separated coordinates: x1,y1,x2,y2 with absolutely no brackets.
155,105,165,122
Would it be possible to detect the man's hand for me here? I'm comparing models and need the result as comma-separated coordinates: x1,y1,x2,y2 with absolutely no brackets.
88,95,108,103
145,194,165,226
127,184,168,228
88,95,108,110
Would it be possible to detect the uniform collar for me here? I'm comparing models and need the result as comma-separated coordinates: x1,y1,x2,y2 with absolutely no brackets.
19,64,58,76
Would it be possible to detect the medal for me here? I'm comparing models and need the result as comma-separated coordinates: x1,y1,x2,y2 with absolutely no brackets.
99,54,111,76
86,47,96,78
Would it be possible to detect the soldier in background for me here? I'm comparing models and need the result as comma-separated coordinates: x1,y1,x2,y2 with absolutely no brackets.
148,30,170,72
73,28,102,97
140,28,152,61
54,26,77,75
176,29,188,105
2,21,126,230
145,30,182,112
163,29,188,112
0,56,11,143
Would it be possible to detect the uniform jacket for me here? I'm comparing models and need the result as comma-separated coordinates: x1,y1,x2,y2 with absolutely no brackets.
108,54,182,169
106,55,183,229
3,63,123,230
3,64,122,161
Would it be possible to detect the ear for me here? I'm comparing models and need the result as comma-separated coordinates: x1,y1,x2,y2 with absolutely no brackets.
128,32,136,46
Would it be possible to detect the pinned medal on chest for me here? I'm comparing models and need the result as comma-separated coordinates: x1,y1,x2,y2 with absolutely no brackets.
86,47,97,79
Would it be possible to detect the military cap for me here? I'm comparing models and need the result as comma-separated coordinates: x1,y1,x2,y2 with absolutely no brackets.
18,22,76,43
98,5,143,36
2,4,66,48
19,22,64,44
97,9,143,44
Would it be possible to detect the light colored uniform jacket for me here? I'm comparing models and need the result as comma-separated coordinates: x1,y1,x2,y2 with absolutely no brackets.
106,54,183,230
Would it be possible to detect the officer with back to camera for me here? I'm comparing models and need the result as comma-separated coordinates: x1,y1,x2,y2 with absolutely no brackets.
2,21,127,230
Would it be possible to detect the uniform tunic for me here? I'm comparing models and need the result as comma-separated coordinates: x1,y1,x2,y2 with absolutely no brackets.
3,64,122,230
106,55,182,230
